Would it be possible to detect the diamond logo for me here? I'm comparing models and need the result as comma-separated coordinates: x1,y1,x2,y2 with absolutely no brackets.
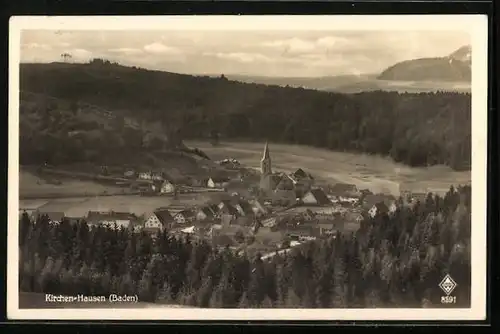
439,274,457,296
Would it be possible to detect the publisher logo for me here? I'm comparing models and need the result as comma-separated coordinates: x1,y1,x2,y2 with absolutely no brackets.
439,274,457,296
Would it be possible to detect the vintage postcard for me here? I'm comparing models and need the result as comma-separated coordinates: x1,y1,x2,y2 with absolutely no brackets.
8,15,488,321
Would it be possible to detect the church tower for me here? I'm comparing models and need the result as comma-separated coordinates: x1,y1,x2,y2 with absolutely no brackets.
260,141,272,176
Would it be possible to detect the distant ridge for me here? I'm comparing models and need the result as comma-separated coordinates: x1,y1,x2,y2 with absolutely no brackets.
377,45,471,82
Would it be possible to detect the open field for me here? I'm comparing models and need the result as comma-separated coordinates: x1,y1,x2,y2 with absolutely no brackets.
19,292,193,309
186,140,471,196
19,193,214,217
19,169,129,199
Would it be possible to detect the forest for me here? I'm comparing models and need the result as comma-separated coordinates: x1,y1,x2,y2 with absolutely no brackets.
20,61,471,170
19,185,471,308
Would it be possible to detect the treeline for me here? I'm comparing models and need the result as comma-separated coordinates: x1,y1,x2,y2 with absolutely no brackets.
19,186,471,308
19,92,185,166
20,62,471,170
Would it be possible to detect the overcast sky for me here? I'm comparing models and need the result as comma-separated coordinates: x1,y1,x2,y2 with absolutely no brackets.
20,30,470,77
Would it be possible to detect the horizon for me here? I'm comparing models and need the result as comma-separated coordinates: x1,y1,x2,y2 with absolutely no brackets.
20,30,470,78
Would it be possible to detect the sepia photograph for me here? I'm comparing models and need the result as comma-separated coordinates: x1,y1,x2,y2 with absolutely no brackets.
7,15,487,321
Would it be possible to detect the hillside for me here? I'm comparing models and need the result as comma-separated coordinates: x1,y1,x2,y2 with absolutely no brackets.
225,73,470,94
378,45,471,82
20,60,471,170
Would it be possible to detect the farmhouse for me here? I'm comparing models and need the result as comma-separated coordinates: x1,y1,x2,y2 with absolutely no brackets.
195,206,218,222
86,211,137,230
248,199,268,216
217,200,239,216
368,202,389,218
124,170,136,178
232,200,254,217
173,210,194,225
207,176,230,189
159,180,176,194
36,211,65,225
143,209,174,233
328,183,359,198
301,188,331,206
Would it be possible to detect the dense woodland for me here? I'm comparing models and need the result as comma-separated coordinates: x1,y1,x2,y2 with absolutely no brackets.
20,61,471,170
19,185,471,308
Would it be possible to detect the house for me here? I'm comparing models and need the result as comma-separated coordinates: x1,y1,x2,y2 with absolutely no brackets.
261,216,277,227
207,176,230,189
217,200,239,216
65,216,84,225
344,211,364,223
36,211,65,225
159,180,176,194
301,188,331,206
138,171,153,180
173,210,194,225
287,225,316,241
259,173,284,192
289,168,314,183
368,202,389,218
195,206,218,222
232,200,254,217
248,199,268,216
328,183,359,198
151,172,164,181
124,170,136,178
143,209,174,232
86,211,137,230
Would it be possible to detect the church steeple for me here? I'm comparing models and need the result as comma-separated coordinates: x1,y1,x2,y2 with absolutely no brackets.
260,141,272,175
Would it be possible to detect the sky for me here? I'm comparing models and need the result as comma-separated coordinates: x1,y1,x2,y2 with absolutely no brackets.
20,30,470,77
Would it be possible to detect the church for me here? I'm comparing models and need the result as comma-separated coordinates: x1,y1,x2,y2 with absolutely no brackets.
258,142,314,202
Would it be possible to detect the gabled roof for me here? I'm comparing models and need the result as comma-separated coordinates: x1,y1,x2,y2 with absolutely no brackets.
39,212,65,222
209,175,231,183
363,194,388,207
236,200,254,215
303,188,330,205
276,177,295,191
218,200,239,215
198,206,217,218
174,209,194,217
154,209,174,225
87,211,136,223
292,168,308,179
329,183,358,194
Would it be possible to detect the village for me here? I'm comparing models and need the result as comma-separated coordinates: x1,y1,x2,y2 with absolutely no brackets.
20,143,428,258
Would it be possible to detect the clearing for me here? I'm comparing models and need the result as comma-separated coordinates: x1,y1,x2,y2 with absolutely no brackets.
186,140,471,196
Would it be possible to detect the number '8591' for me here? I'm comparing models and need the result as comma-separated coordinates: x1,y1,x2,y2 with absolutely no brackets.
441,296,456,304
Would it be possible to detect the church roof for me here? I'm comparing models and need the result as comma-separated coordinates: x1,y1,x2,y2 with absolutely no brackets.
262,141,271,161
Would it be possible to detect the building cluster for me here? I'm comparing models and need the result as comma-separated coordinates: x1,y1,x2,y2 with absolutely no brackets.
22,142,430,254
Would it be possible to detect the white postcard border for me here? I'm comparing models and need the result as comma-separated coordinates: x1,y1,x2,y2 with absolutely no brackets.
7,15,488,321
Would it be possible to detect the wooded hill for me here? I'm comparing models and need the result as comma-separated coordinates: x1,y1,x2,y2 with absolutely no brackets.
20,60,471,170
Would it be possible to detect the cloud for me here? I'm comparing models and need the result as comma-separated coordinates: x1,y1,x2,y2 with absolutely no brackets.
108,47,143,55
66,48,93,61
23,43,51,50
143,42,182,55
261,38,316,54
205,52,274,63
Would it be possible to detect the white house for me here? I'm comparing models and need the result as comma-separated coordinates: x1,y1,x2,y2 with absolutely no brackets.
368,203,389,218
86,211,136,230
143,209,174,232
173,210,193,224
207,176,230,189
160,180,176,194
138,172,152,180
301,188,331,206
